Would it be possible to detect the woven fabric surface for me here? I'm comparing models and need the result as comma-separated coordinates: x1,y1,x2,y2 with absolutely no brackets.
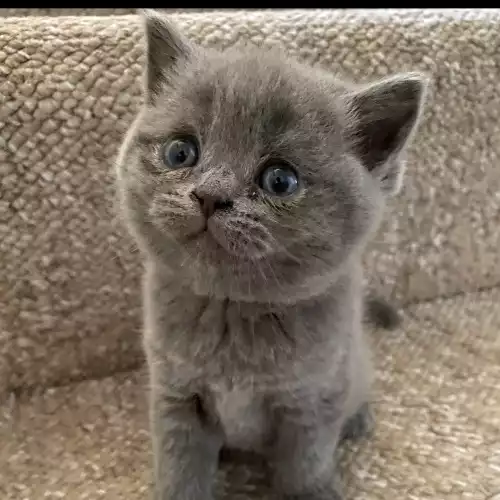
0,8,137,16
2,288,499,499
0,8,226,17
1,10,500,394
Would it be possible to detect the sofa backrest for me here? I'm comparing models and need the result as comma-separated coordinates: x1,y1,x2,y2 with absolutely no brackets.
1,10,499,395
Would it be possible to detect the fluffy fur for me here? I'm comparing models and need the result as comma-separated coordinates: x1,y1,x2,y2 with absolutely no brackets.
115,10,427,500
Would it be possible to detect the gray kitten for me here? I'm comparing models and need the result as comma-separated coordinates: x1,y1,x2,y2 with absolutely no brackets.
115,10,427,500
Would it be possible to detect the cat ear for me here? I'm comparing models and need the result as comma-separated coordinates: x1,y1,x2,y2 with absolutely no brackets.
346,73,428,195
139,9,194,102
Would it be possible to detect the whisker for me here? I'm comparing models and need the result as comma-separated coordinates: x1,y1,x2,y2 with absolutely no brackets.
258,251,286,294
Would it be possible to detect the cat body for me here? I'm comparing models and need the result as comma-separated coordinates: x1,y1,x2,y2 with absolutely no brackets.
144,260,368,453
115,10,427,500
143,260,368,499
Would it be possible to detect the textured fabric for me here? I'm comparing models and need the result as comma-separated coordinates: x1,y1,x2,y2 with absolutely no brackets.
1,10,500,394
0,8,227,17
2,289,499,499
0,8,137,16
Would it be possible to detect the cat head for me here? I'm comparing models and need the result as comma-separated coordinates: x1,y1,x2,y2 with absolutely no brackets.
115,10,427,303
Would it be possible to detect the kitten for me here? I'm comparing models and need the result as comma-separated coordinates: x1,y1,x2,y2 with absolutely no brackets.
115,10,427,500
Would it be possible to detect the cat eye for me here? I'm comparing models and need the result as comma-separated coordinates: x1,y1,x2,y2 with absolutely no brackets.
258,163,299,197
161,136,199,169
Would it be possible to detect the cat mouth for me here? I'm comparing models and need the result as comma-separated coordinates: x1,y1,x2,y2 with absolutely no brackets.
184,224,208,242
183,214,271,260
183,218,239,256
204,218,230,250
184,218,221,245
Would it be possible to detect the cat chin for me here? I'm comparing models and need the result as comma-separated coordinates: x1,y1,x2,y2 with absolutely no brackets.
145,237,355,304
211,238,269,262
141,220,362,304
199,227,271,262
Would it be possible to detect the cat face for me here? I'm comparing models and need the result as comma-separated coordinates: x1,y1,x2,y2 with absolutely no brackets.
115,10,427,303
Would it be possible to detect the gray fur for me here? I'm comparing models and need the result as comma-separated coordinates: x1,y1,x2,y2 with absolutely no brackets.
115,9,427,500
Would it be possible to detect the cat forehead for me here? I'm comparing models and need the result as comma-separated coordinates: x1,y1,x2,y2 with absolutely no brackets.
193,51,306,101
145,49,347,138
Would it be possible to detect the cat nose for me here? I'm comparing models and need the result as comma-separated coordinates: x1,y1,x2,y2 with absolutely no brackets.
192,190,234,219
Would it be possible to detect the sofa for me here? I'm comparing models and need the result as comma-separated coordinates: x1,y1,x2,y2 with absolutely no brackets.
1,9,499,500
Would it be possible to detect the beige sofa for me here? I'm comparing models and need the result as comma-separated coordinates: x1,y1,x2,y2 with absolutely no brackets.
1,9,499,500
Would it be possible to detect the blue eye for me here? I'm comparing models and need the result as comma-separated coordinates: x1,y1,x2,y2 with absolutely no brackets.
162,136,199,169
258,164,299,196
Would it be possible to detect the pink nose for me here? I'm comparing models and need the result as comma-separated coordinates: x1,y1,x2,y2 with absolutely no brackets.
192,191,233,219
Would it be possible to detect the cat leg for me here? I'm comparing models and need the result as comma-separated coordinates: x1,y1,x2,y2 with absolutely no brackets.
339,402,374,443
150,388,223,500
269,399,345,500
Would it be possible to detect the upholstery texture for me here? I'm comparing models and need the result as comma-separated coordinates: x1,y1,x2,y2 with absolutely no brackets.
0,8,137,16
1,9,499,394
1,8,498,500
0,9,216,16
2,289,499,499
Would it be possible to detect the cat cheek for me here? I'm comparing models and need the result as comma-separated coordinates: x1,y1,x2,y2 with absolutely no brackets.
148,196,205,236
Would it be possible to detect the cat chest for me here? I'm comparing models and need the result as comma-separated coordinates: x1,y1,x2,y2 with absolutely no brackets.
209,382,268,451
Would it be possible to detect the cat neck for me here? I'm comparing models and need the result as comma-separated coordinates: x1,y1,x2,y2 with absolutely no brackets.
147,254,363,313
